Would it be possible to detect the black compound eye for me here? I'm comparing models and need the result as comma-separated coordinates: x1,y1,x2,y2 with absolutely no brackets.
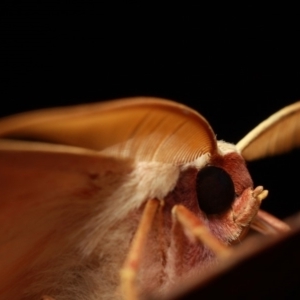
196,166,235,215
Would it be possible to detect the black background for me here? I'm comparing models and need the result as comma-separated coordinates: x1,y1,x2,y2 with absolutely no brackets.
2,3,300,220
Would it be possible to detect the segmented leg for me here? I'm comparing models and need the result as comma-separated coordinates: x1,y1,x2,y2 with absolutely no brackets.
120,199,160,300
249,187,290,234
172,205,231,259
233,186,268,229
251,209,290,235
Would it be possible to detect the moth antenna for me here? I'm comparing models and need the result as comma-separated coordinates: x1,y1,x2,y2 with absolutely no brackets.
251,209,290,235
171,205,231,259
120,199,160,300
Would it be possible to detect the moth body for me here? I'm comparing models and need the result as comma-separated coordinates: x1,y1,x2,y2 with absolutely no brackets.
0,98,293,300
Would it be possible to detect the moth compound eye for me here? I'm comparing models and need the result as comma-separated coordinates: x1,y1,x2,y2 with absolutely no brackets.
196,166,235,215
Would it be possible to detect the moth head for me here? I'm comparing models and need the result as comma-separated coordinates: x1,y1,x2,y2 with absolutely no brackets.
167,140,256,246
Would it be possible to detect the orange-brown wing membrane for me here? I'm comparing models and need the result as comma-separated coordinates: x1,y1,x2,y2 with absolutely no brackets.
0,98,217,164
237,101,300,161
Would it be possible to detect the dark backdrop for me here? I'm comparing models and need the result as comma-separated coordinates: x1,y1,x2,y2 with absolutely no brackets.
2,4,300,219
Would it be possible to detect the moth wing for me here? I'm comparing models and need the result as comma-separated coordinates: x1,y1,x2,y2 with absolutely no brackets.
0,97,217,164
0,140,132,299
236,101,300,161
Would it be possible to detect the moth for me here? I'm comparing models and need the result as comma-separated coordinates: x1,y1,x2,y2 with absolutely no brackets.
0,97,296,300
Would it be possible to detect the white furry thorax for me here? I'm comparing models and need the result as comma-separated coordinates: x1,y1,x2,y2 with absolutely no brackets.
217,140,239,155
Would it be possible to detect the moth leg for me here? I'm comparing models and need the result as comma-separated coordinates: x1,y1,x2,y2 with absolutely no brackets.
172,204,231,259
120,199,160,300
234,186,289,236
233,186,268,229
251,209,290,235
